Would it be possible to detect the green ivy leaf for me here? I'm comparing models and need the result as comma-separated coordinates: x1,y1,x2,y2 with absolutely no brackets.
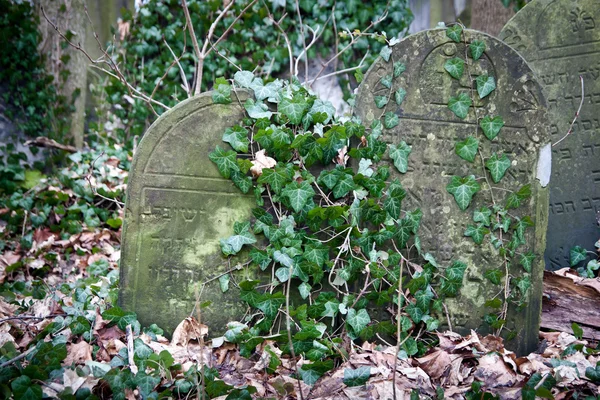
384,179,406,219
448,93,471,119
393,62,406,77
383,112,399,129
570,246,587,266
380,46,392,62
256,292,284,319
279,95,308,124
282,181,316,212
234,70,254,88
11,376,42,400
347,308,370,333
446,25,463,42
258,165,292,194
476,75,496,98
520,252,536,273
374,96,389,109
444,58,464,80
480,116,504,140
585,364,600,382
446,175,480,210
209,145,239,179
309,99,336,124
343,366,371,387
135,371,161,398
473,207,492,227
333,173,355,199
484,268,504,285
223,125,249,153
455,136,478,162
485,153,511,183
464,224,489,245
415,286,434,312
245,98,273,119
354,69,364,83
220,228,257,256
388,141,411,173
219,274,230,292
469,40,486,60
395,88,407,105
380,75,393,89
212,82,232,104
303,244,329,267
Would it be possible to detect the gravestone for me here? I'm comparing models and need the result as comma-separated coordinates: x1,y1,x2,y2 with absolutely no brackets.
500,0,600,271
355,29,550,355
119,90,257,337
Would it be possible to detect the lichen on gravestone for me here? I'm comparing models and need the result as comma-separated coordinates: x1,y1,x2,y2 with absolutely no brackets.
119,90,259,337
354,28,550,355
500,0,600,272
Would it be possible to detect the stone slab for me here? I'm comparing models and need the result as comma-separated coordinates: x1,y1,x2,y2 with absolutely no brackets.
119,90,257,337
500,0,600,270
355,29,550,355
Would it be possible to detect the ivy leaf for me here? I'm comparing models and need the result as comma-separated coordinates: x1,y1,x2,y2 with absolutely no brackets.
395,88,407,105
374,96,389,109
570,246,587,266
279,95,308,124
245,98,273,119
383,112,399,129
469,40,486,60
282,181,316,212
446,25,463,42
346,308,371,333
384,179,406,219
212,82,232,104
333,174,355,199
473,207,492,227
231,171,252,193
309,99,336,124
448,93,471,119
380,75,393,89
388,141,411,173
343,366,371,387
304,244,329,267
135,371,161,398
256,293,284,319
476,75,496,98
258,165,291,194
393,62,406,77
251,80,280,101
406,303,424,323
220,228,257,256
318,125,347,163
11,376,42,400
480,116,504,140
223,126,249,153
209,145,239,178
444,58,464,80
234,70,254,88
380,45,392,62
464,224,489,245
446,175,480,210
485,153,511,183
455,136,478,162
415,286,434,312
520,252,536,273
484,268,504,285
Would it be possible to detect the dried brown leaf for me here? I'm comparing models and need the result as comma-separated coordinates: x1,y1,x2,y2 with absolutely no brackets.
171,316,208,346
250,149,277,178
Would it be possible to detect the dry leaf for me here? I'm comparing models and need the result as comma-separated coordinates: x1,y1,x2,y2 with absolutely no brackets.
171,317,208,346
416,349,452,380
250,149,277,177
64,340,93,365
474,353,517,388
336,145,349,166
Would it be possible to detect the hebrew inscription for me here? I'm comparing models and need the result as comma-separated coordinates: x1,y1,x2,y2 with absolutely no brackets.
355,29,549,355
500,0,600,270
119,91,258,336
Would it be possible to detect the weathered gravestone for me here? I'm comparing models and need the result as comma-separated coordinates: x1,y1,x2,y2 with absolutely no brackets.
500,0,600,270
119,91,257,337
355,29,550,355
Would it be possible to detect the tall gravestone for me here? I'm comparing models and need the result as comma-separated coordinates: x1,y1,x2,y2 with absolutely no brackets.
355,29,550,355
500,0,600,270
119,91,256,337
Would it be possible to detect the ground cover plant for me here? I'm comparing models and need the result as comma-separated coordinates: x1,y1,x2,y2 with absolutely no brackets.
0,0,599,399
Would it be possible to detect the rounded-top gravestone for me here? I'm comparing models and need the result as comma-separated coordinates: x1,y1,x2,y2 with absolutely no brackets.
355,28,550,355
119,91,256,337
500,0,600,271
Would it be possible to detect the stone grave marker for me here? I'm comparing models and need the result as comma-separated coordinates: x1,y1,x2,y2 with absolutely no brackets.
500,0,600,271
355,29,550,355
119,90,257,337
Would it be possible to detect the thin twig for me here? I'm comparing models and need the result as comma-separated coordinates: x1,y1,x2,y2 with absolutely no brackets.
294,0,308,81
212,0,259,50
126,324,138,374
553,76,585,147
0,347,36,369
286,264,305,400
393,257,404,400
181,0,204,95
163,37,190,97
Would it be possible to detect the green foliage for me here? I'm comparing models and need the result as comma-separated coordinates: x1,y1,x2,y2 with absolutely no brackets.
100,0,413,140
448,93,472,119
0,0,71,143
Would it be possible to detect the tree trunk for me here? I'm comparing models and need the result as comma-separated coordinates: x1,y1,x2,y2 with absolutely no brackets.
36,0,88,149
470,0,515,37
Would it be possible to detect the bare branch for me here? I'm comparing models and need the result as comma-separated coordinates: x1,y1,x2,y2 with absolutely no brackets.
553,75,585,147
181,0,204,95
201,0,237,57
211,0,259,51
294,0,308,82
163,37,191,97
